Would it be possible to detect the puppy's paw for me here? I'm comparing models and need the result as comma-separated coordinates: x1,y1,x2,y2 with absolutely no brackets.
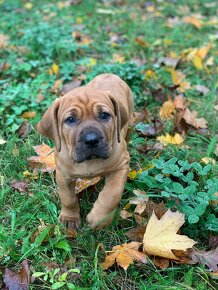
87,209,114,230
59,213,81,229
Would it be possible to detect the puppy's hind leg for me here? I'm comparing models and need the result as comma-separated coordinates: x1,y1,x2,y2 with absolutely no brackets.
56,170,81,229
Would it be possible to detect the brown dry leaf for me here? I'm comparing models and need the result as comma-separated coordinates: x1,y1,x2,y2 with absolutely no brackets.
190,247,218,272
135,37,148,48
183,16,202,29
183,108,207,129
72,31,92,45
133,110,147,124
17,121,32,139
101,242,147,270
61,79,82,95
143,210,196,260
159,100,175,120
2,259,30,290
145,200,167,219
130,189,148,215
10,180,31,195
151,256,169,269
125,225,147,242
195,85,209,94
171,69,191,92
0,33,9,48
120,209,133,220
28,143,56,172
75,177,101,194
157,133,184,146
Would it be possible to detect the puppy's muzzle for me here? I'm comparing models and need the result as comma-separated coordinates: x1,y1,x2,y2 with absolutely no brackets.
74,128,110,163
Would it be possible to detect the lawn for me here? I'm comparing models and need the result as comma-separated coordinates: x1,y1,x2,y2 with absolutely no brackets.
0,0,218,289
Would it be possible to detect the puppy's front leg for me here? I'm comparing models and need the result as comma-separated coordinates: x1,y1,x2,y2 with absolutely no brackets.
56,170,81,229
87,167,129,229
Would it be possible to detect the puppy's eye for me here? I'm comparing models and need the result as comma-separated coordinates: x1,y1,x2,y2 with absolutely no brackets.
99,112,111,121
65,116,77,125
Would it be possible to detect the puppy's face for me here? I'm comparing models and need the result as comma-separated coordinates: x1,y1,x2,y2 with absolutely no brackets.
37,87,126,163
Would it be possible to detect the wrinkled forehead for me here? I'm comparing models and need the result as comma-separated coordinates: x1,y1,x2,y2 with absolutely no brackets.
58,87,113,114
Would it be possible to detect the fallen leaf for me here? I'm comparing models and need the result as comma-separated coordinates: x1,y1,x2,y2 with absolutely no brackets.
201,157,216,165
158,56,180,68
195,85,209,94
157,133,184,146
24,2,33,9
49,63,59,75
145,200,167,219
17,121,32,139
159,100,175,120
51,79,63,94
143,210,196,260
171,69,190,92
183,16,202,29
101,242,147,270
209,236,218,250
120,209,133,220
0,138,7,145
61,79,82,95
112,53,125,63
21,111,36,119
190,247,218,272
28,143,56,172
183,108,207,129
133,110,147,124
0,33,9,48
135,123,157,137
2,259,30,290
135,37,148,48
193,56,203,70
75,177,101,194
125,225,147,242
145,69,157,80
10,180,31,195
152,256,169,269
130,189,148,215
214,105,218,111
72,31,92,45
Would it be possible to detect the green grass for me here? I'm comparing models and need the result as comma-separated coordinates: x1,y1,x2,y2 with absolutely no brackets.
0,0,218,289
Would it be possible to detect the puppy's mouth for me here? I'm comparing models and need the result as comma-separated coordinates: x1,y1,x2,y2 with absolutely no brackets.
73,128,110,163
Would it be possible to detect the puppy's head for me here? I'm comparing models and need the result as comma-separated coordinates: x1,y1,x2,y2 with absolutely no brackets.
37,87,128,163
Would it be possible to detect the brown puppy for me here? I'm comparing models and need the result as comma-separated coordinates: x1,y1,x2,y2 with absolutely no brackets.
37,73,134,229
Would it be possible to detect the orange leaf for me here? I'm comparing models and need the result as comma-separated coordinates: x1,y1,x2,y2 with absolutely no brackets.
183,16,202,29
102,242,147,270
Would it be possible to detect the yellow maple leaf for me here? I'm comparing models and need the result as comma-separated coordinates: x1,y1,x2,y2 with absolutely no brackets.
143,210,196,260
102,242,147,270
86,58,97,67
159,100,175,120
157,133,184,146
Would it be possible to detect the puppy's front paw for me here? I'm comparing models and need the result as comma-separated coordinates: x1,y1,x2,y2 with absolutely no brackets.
59,212,81,229
87,209,114,230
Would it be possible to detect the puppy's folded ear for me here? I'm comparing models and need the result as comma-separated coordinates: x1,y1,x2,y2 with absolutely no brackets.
109,95,128,143
37,99,61,152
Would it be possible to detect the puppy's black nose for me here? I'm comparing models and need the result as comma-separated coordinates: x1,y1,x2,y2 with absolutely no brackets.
84,132,99,148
